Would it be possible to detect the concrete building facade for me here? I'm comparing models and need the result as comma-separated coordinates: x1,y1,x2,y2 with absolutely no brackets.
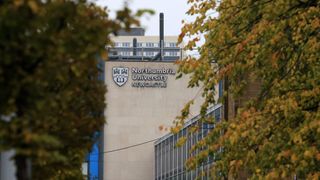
103,61,205,180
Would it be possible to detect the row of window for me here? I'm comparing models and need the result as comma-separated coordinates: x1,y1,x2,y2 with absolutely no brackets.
114,42,177,48
154,105,222,180
116,51,179,56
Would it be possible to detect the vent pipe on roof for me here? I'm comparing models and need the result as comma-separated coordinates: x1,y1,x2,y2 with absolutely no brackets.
133,38,137,56
159,13,164,61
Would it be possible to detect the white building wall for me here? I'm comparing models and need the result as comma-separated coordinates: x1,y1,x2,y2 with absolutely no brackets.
104,61,211,180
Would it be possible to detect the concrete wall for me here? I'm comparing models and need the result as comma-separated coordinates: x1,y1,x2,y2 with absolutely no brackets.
104,61,206,180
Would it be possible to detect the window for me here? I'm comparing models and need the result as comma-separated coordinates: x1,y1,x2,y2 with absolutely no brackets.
155,145,159,180
145,51,154,56
218,80,223,98
215,107,221,122
171,51,177,56
182,129,187,173
178,131,183,172
137,51,142,56
165,42,176,47
169,42,176,47
165,140,170,178
174,134,178,173
122,42,130,47
120,51,131,56
146,42,154,47
169,137,174,176
161,143,165,178
165,51,177,56
137,43,143,47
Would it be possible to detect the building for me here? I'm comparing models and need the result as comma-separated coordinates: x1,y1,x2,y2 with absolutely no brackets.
154,104,223,180
88,10,254,180
102,17,224,180
84,12,202,180
103,60,206,180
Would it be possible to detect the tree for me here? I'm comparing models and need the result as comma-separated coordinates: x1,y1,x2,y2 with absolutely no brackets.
0,0,151,179
177,0,319,179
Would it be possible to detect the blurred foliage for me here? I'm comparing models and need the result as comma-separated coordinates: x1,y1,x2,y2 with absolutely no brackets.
0,0,147,179
177,0,319,179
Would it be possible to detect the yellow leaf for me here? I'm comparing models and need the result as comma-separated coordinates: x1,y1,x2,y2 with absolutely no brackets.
14,0,23,7
100,50,108,61
304,150,313,158
291,154,298,163
256,169,261,173
28,0,39,13
176,137,187,147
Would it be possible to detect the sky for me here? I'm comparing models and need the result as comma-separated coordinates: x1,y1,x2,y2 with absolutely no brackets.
95,0,191,36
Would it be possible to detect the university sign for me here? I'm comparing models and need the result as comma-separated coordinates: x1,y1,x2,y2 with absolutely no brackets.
112,66,176,88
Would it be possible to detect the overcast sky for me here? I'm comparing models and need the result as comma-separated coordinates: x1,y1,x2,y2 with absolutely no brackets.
96,0,191,36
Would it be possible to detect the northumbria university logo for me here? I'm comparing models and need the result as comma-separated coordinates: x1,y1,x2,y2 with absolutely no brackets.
112,67,129,87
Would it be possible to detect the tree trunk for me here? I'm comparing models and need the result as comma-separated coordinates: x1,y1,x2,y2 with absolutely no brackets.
15,155,31,180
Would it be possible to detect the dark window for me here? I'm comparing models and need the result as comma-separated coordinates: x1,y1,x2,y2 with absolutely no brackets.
122,42,130,47
218,80,223,98
146,42,154,47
